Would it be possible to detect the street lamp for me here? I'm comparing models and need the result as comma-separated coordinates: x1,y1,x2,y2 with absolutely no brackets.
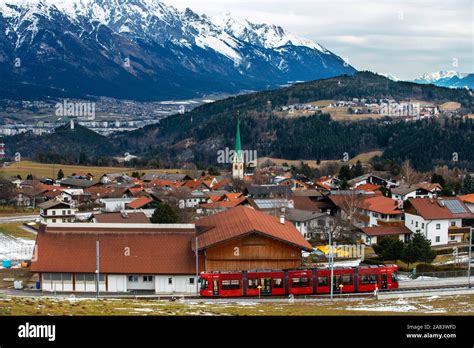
324,209,334,300
468,226,472,289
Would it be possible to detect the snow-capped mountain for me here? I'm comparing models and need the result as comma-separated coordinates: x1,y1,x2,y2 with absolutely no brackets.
0,0,356,100
380,73,400,82
414,70,474,89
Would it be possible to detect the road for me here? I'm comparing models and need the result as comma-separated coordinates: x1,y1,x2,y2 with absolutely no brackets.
0,215,38,224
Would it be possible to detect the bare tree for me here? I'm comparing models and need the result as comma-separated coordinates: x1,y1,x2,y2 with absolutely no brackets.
401,160,423,186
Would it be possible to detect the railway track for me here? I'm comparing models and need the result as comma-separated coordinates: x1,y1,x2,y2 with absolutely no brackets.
190,283,473,302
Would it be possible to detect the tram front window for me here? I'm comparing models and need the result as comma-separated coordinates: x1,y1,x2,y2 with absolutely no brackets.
391,272,398,283
200,279,209,290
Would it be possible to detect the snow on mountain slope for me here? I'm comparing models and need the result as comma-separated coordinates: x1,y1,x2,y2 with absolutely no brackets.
212,12,328,52
415,70,468,84
0,0,356,100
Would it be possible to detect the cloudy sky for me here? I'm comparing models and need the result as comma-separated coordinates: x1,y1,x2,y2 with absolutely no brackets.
163,0,473,80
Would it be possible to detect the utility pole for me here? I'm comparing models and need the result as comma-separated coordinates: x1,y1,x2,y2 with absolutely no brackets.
329,231,334,300
96,240,100,297
468,226,472,289
195,237,199,295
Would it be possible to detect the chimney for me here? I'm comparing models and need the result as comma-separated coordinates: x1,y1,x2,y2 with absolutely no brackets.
280,215,285,224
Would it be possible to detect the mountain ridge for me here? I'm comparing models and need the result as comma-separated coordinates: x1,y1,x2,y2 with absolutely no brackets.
0,0,356,101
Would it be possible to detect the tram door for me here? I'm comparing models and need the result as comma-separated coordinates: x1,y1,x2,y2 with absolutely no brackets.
261,278,272,295
212,279,219,296
381,273,388,289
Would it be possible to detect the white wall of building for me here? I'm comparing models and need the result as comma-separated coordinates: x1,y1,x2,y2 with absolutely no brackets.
107,275,127,292
404,213,462,246
155,275,197,294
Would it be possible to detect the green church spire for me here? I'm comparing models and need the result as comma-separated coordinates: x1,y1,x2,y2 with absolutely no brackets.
233,117,243,163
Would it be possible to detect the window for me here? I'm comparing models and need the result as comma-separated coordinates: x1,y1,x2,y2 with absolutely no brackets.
360,274,378,284
451,221,456,227
200,279,208,290
52,211,56,216
168,278,173,285
248,278,259,289
143,276,153,282
411,220,414,225
422,223,425,229
189,278,195,285
272,278,283,288
291,277,310,288
318,276,329,287
52,219,56,223
62,210,66,215
450,236,456,241
222,279,240,290
436,224,441,230
67,210,71,214
341,274,352,285
415,221,418,227
391,272,398,283
43,273,51,281
128,276,138,282
51,273,62,281
435,236,440,243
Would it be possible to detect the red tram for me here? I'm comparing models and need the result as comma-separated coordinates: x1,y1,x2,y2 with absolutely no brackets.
199,265,398,297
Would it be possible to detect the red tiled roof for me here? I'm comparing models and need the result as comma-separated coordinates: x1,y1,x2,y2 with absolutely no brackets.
218,193,244,202
407,197,474,220
356,183,381,192
330,194,402,215
200,197,248,209
416,182,442,192
212,178,232,190
194,206,312,251
360,196,403,215
361,226,412,237
31,225,202,274
94,212,150,224
126,196,153,209
459,194,474,204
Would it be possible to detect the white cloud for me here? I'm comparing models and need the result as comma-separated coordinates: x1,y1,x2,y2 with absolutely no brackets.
162,0,473,80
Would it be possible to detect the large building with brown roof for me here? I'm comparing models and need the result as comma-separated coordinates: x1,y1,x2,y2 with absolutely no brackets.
30,206,312,293
31,223,203,294
194,206,312,271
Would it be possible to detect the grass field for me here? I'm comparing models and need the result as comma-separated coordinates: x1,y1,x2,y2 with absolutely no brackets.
0,206,39,217
0,294,472,316
258,150,383,169
0,223,36,240
0,161,182,179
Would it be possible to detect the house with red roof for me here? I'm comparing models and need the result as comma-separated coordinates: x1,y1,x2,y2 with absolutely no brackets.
126,196,160,210
404,197,474,246
359,226,412,245
329,193,403,228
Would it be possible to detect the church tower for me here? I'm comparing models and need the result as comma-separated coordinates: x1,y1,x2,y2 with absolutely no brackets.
232,118,244,180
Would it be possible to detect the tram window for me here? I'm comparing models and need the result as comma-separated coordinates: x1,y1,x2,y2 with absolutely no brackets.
318,276,329,286
200,279,208,290
222,279,240,290
360,274,378,284
292,277,310,287
273,278,283,288
342,274,352,285
391,272,398,283
248,278,259,289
